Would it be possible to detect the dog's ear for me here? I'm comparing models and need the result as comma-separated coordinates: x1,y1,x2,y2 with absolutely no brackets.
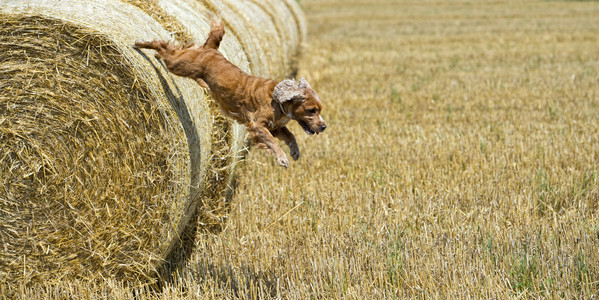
297,78,312,91
273,79,304,103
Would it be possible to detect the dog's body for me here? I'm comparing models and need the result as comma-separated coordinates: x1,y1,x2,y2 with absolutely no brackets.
135,20,325,168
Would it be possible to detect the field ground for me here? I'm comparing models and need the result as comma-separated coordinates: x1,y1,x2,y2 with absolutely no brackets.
11,0,599,298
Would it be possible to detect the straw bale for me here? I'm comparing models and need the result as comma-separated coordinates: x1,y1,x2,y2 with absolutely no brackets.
157,0,251,73
0,0,306,286
0,0,211,284
191,0,305,80
245,0,307,75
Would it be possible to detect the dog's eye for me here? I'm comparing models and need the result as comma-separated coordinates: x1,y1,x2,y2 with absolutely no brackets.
308,108,317,115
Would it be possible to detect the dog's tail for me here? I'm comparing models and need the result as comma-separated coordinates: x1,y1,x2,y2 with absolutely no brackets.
203,18,225,50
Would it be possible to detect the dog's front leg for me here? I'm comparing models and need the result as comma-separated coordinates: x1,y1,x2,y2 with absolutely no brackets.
248,124,289,168
272,126,300,161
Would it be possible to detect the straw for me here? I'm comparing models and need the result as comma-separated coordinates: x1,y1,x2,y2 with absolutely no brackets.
0,0,306,286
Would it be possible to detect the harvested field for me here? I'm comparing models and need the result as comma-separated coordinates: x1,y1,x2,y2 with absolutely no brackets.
3,0,599,298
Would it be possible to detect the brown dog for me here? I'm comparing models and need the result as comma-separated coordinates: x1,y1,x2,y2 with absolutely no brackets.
134,19,326,168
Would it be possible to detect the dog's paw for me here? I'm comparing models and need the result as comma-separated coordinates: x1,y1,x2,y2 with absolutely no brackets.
290,146,300,161
276,155,289,168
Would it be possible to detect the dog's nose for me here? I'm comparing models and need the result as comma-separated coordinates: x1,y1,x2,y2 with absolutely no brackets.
320,124,327,132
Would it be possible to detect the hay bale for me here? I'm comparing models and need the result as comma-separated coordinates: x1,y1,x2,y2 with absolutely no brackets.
0,0,212,284
190,0,306,79
244,0,307,76
0,0,306,285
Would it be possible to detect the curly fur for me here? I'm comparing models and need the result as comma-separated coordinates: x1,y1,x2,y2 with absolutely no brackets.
273,79,304,103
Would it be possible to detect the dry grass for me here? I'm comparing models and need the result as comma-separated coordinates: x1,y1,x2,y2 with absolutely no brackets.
3,0,599,298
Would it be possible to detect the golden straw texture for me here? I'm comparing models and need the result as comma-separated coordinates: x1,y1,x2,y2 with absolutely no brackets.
0,0,306,286
0,0,212,284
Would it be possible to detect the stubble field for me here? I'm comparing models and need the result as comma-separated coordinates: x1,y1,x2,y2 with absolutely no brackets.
12,0,599,298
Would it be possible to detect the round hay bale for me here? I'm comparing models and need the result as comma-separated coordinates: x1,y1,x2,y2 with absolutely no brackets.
245,0,307,76
0,0,212,284
193,0,306,80
0,0,306,285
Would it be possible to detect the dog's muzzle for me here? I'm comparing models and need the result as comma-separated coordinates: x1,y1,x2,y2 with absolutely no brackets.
299,120,315,135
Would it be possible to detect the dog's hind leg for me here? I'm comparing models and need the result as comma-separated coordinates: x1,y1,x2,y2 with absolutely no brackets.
134,40,180,60
135,41,195,77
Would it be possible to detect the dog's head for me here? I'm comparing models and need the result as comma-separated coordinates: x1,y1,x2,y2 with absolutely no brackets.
273,78,326,135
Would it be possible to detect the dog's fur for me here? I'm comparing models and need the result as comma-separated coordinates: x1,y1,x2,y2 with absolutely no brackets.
134,19,326,168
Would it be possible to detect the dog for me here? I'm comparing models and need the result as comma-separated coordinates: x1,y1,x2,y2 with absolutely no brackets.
134,19,326,168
